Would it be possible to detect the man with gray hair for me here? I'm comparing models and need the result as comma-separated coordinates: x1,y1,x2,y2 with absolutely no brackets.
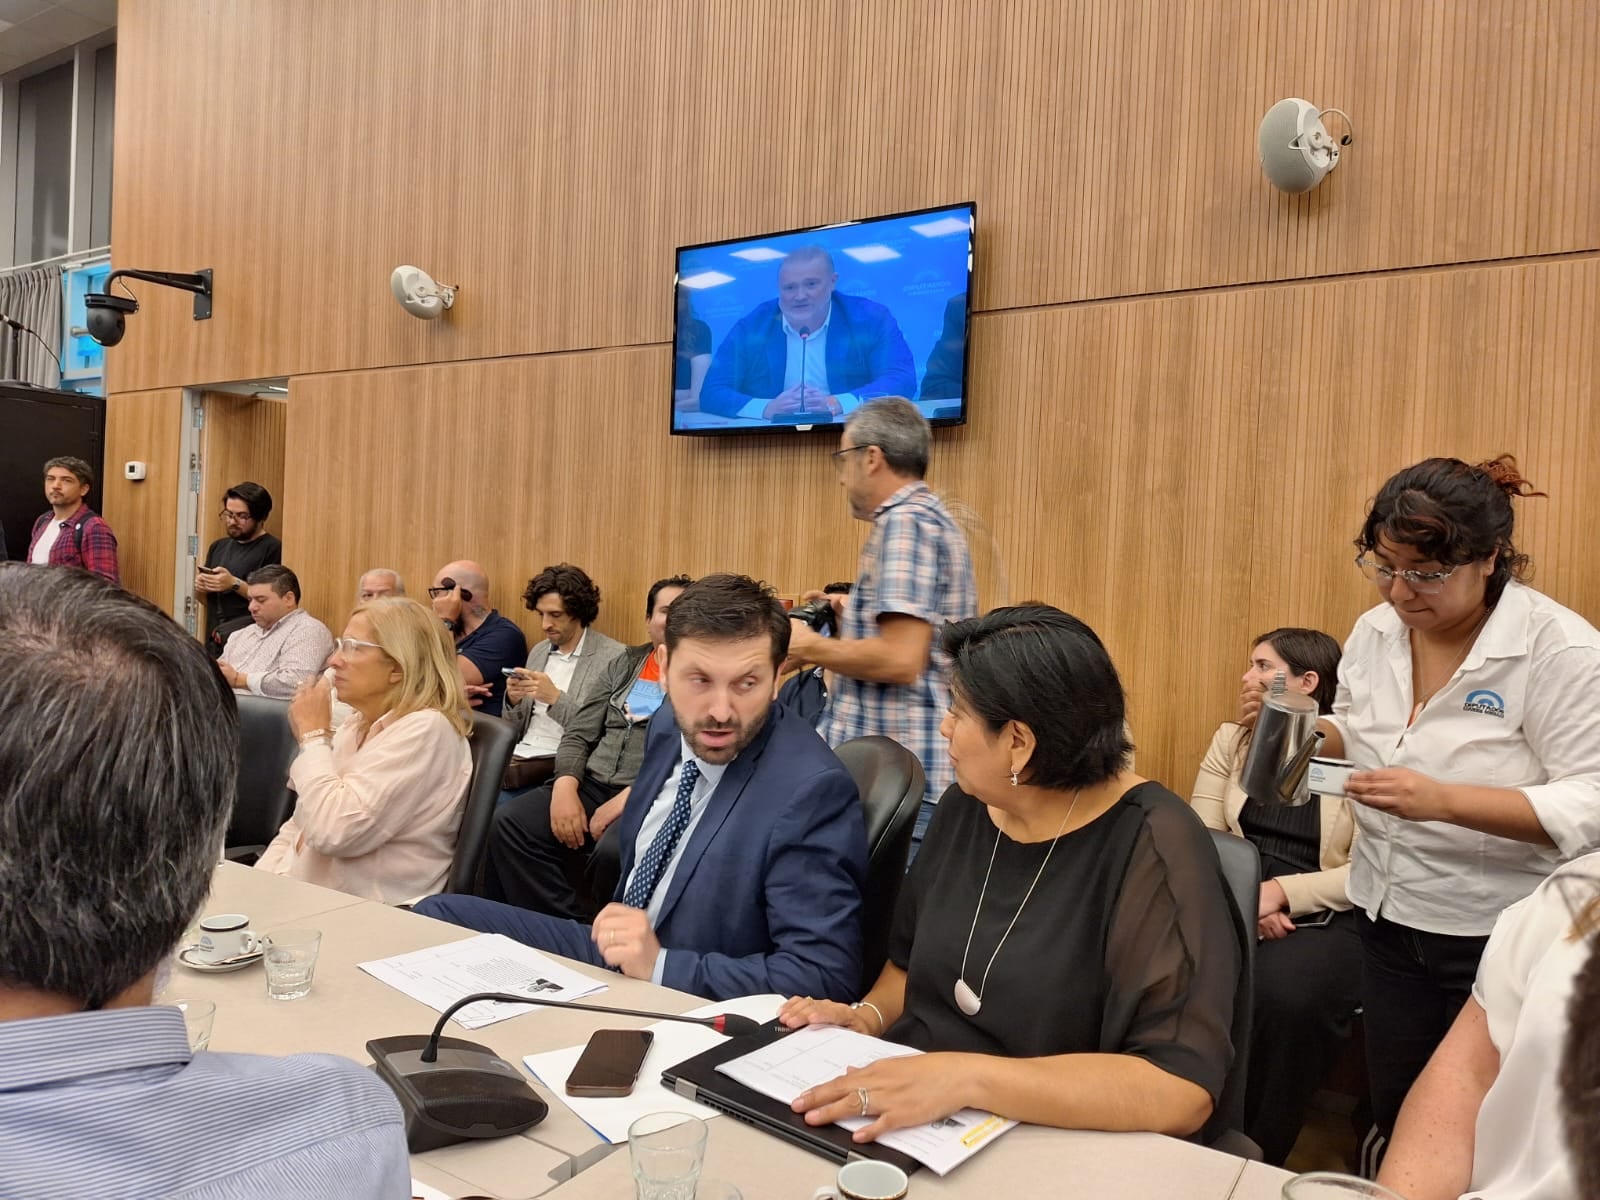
357,567,404,600
0,564,409,1196
786,397,978,852
698,245,916,421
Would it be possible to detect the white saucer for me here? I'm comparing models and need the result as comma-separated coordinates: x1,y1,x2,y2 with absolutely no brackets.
177,946,262,973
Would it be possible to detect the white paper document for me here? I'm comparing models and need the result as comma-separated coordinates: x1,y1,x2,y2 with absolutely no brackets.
359,933,608,1029
522,994,786,1145
715,1024,1016,1175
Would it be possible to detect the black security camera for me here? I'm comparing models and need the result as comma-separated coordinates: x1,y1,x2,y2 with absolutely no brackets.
84,292,135,347
83,269,214,347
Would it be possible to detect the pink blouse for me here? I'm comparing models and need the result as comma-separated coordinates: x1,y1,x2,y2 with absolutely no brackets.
256,708,472,904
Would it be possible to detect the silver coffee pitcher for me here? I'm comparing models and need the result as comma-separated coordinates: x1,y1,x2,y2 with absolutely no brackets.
1239,689,1324,807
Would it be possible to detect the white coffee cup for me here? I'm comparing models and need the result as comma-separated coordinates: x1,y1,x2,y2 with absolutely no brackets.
197,914,261,964
813,1160,909,1200
1308,756,1360,796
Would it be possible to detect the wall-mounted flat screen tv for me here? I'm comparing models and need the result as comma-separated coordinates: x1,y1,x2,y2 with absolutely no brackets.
671,202,974,436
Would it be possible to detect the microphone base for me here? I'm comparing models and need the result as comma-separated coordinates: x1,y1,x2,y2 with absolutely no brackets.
368,1033,548,1153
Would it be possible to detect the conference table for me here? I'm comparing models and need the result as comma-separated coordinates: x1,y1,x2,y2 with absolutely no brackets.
175,864,1296,1199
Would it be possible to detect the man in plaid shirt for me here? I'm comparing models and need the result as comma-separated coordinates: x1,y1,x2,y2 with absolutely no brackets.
27,456,119,585
786,397,977,853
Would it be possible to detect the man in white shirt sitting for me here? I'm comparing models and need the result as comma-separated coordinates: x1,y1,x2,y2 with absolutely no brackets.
0,563,409,1197
501,563,625,796
217,565,335,698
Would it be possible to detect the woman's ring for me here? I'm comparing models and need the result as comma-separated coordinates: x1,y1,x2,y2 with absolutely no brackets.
857,1086,870,1116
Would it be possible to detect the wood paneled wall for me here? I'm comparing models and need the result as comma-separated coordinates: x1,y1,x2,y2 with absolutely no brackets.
100,388,182,612
104,1,1600,786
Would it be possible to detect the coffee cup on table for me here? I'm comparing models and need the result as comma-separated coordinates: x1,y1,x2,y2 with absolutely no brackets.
196,914,261,964
812,1161,909,1200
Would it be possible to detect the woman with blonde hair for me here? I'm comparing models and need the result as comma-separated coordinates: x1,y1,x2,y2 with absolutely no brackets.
257,596,473,904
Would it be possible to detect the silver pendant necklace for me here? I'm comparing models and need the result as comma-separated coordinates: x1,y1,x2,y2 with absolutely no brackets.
955,789,1081,1018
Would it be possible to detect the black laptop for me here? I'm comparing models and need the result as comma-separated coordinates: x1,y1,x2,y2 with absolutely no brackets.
660,1021,920,1176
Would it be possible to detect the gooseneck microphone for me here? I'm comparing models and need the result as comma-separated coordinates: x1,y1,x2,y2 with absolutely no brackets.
367,989,762,1151
0,311,62,383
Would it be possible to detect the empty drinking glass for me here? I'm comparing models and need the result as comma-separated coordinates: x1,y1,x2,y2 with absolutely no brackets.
628,1112,708,1200
262,929,322,1000
169,998,215,1051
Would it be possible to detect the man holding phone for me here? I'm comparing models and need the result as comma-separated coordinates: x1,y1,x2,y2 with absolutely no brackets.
196,482,281,650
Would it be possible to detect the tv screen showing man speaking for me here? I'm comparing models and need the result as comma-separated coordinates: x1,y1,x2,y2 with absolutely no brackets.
671,202,975,436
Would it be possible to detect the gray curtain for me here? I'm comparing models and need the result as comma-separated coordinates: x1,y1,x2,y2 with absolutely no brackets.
0,265,63,387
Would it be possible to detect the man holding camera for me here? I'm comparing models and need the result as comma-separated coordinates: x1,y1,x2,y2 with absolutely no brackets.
785,397,977,850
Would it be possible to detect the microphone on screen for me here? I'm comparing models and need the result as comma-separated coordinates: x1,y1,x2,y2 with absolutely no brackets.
366,989,762,1152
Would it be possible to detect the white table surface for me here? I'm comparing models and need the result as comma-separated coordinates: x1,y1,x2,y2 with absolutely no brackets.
192,864,1267,1200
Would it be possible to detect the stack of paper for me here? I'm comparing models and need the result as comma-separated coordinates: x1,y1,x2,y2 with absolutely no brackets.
359,933,608,1029
716,1024,1016,1175
523,994,786,1144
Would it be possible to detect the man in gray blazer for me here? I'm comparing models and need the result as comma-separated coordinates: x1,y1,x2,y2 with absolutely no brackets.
501,564,625,796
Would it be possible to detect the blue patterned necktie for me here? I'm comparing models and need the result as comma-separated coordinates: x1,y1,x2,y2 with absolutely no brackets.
623,759,700,910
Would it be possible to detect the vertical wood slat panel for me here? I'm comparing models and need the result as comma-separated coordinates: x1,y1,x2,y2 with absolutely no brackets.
272,256,1600,790
104,0,1600,393
100,389,184,613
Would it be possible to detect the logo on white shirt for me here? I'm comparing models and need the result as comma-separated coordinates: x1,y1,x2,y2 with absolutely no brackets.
1462,689,1507,718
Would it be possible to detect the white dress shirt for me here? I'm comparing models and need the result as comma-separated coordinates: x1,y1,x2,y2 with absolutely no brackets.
622,734,728,983
220,607,336,699
1463,852,1598,1198
513,630,586,760
1327,581,1600,935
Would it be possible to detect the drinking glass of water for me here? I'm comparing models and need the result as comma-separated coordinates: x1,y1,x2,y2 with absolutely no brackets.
628,1112,708,1200
262,929,322,1001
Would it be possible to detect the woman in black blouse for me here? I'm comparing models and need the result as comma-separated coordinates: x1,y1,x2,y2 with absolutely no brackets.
783,605,1244,1143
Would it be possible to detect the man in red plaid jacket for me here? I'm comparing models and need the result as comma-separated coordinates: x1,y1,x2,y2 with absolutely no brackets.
27,456,119,586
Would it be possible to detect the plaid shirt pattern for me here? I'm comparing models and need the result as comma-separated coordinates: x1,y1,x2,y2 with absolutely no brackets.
820,481,978,803
28,507,119,585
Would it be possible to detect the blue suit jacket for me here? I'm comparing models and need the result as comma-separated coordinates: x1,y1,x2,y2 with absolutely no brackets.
616,700,867,1001
698,292,916,418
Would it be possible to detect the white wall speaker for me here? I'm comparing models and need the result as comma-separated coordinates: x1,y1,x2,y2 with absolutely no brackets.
1257,99,1352,194
390,266,457,320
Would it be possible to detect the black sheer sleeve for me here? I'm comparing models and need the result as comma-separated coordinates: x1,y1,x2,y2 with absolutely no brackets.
1099,792,1241,1107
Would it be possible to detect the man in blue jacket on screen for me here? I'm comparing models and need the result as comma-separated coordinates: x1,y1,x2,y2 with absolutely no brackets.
698,246,916,422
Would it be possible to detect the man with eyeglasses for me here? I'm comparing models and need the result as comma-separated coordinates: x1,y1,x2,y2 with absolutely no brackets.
784,397,977,858
196,482,281,651
428,560,526,718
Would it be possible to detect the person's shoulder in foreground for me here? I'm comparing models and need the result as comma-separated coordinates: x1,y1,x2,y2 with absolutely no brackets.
0,1005,409,1200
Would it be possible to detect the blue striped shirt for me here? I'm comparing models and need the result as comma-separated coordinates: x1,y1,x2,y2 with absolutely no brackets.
0,1006,411,1199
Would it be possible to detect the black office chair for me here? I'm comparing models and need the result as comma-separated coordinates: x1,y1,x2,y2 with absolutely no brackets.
833,736,925,991
444,711,519,895
1207,826,1263,1160
225,694,299,863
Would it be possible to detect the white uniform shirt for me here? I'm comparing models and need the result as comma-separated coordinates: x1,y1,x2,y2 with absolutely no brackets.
512,631,587,760
1328,581,1600,935
1463,852,1599,1199
735,305,863,418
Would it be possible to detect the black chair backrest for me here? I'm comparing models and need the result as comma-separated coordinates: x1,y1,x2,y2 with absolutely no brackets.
1207,827,1261,1156
832,736,925,990
228,694,298,854
446,712,519,894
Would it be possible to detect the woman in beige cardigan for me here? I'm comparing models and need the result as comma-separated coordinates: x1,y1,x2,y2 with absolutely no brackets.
1191,627,1357,1165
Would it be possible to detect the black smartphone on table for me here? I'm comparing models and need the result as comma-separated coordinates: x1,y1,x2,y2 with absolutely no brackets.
564,1028,655,1097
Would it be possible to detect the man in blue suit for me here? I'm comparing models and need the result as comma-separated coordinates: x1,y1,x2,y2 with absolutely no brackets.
416,573,868,1002
698,247,916,423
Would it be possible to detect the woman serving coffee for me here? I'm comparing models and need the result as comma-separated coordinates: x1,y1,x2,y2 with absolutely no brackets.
1310,456,1600,1156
